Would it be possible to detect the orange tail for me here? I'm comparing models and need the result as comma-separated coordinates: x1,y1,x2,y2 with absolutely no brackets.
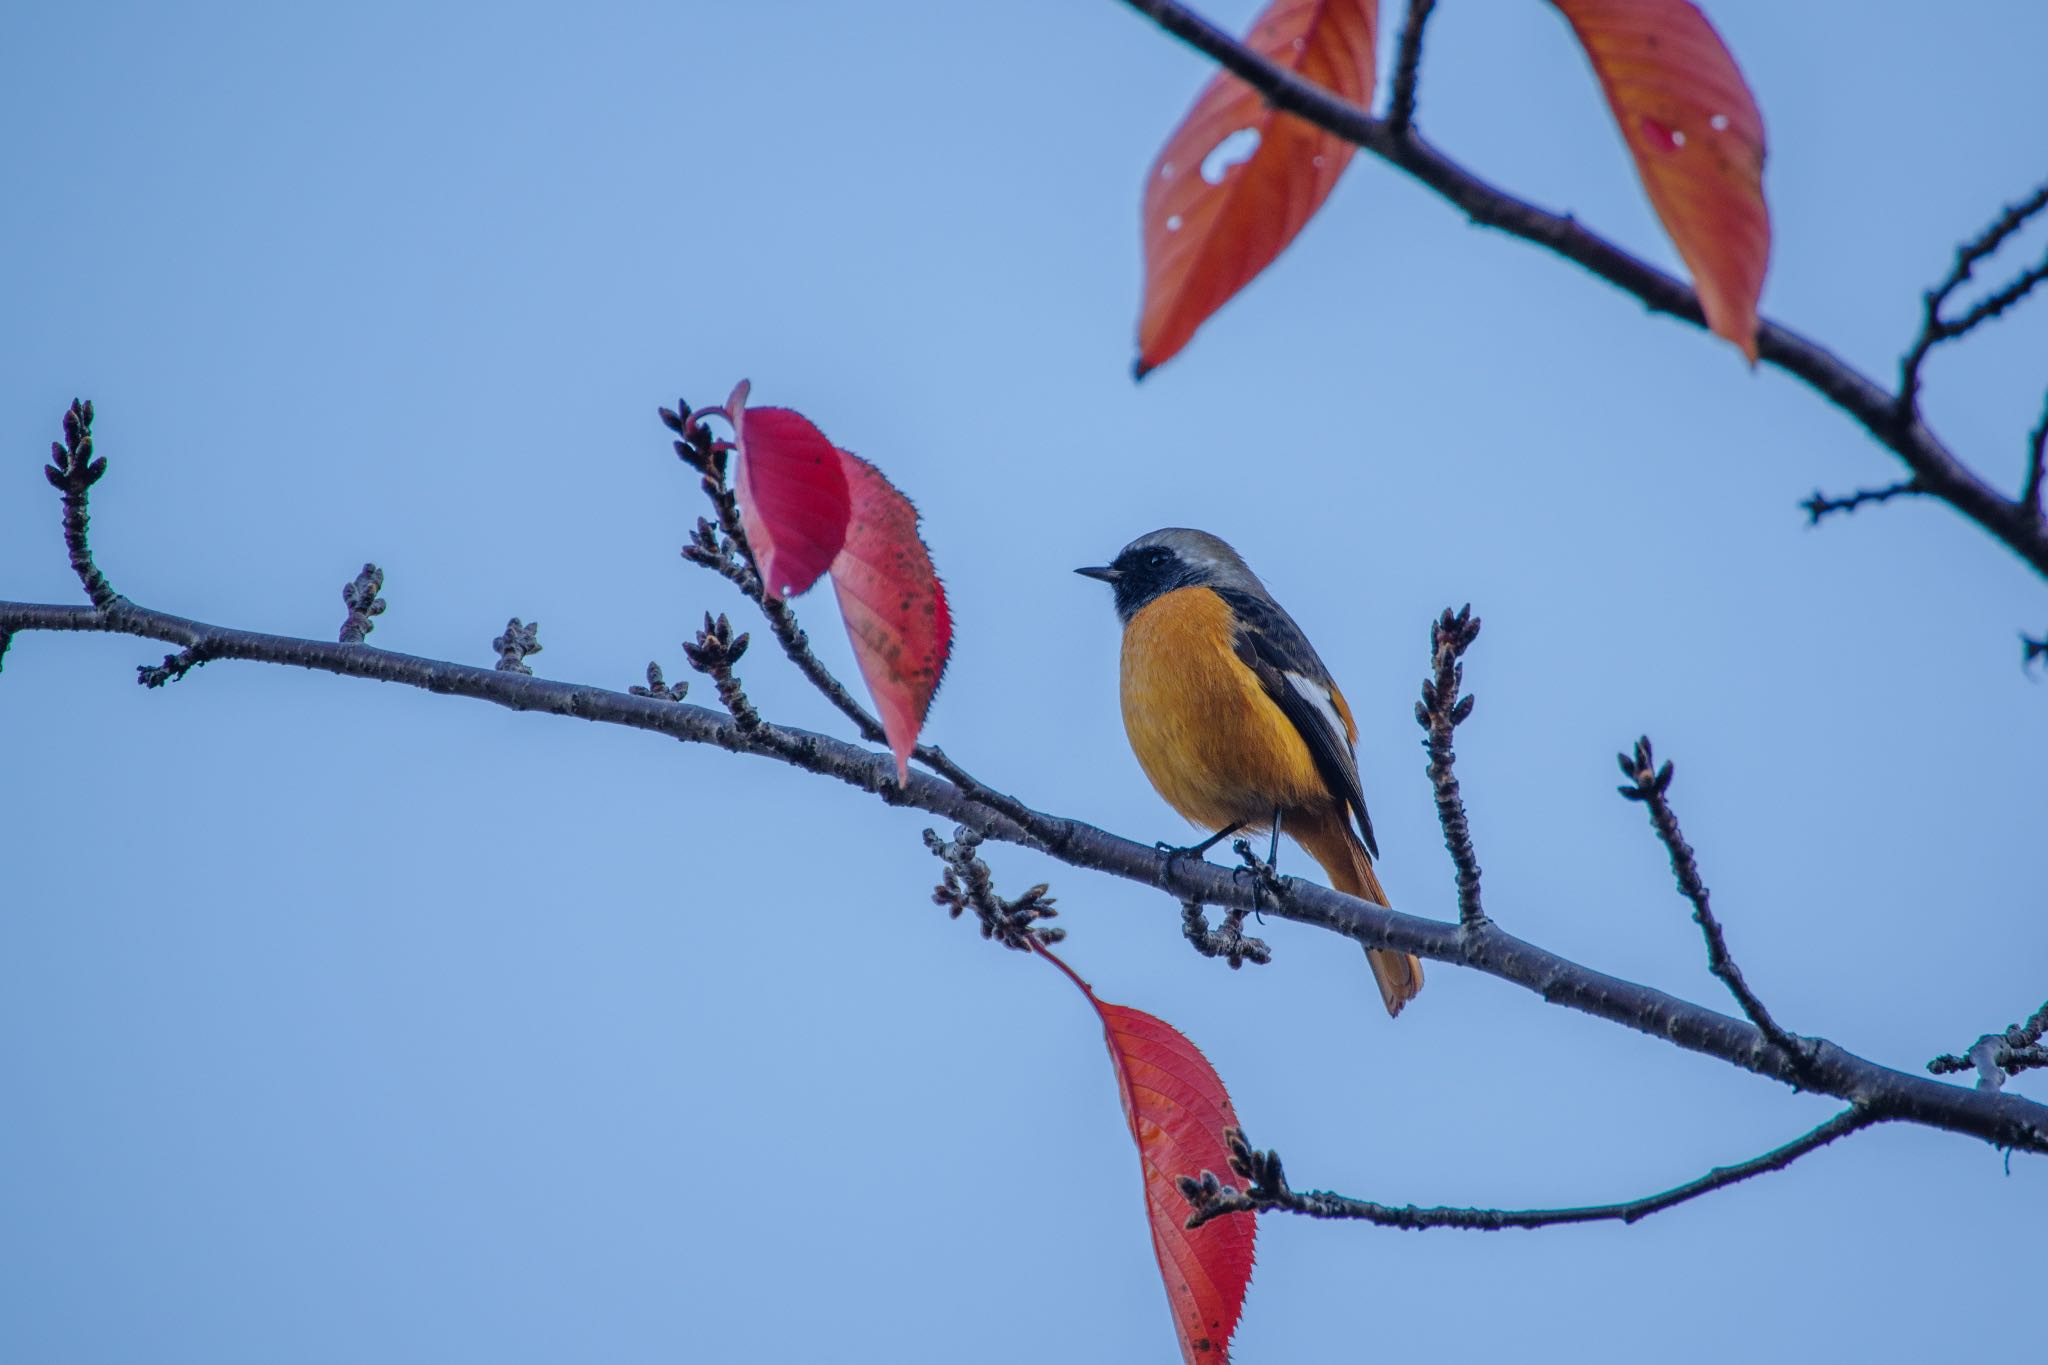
1291,811,1423,1018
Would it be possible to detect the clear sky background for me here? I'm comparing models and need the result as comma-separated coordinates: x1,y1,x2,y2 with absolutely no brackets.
4,2,2044,1361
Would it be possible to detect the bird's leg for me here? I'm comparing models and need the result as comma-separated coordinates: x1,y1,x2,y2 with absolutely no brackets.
1155,821,1245,862
1231,810,1287,921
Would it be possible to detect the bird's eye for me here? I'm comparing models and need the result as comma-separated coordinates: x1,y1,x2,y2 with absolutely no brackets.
1144,547,1173,567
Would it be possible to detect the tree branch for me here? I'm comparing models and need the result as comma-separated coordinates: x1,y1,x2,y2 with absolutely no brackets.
1182,1108,1889,1231
1619,738,1816,1077
8,396,2047,1163
1384,0,1436,138
6,589,2043,1153
1111,1,2048,585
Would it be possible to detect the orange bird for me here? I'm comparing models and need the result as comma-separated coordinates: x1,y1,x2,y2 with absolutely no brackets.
1079,529,1421,1016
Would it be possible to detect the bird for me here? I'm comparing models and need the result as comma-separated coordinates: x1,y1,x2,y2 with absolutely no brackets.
1077,528,1422,1016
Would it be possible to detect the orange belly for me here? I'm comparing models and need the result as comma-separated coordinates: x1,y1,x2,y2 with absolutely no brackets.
1119,587,1330,832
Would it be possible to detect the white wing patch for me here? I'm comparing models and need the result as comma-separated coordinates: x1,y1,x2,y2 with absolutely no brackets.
1283,670,1351,752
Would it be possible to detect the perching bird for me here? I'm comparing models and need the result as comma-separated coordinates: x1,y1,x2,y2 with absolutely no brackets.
1078,528,1421,1016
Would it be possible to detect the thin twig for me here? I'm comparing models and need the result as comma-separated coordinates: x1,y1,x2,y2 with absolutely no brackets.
492,618,542,675
1181,900,1271,968
924,826,1064,950
1384,0,1436,138
2024,388,2048,516
1182,1109,1889,1230
339,564,386,644
1619,738,1816,1077
43,399,119,610
682,612,759,730
1899,181,2048,411
1112,1,2048,585
1416,605,1484,929
1801,479,1926,525
1930,999,2048,1092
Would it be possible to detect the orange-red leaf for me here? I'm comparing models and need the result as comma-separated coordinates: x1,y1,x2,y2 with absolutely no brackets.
830,453,950,785
1551,0,1770,360
729,386,851,598
1137,0,1378,377
1038,946,1254,1363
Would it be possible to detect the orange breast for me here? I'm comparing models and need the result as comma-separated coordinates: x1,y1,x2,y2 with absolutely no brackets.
1118,587,1331,832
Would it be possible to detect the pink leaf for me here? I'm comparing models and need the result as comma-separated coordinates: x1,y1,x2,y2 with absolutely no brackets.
731,397,851,599
829,453,951,784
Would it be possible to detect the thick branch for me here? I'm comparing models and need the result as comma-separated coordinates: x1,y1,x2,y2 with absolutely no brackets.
1113,1,2048,583
5,592,2045,1155
1184,1108,1888,1231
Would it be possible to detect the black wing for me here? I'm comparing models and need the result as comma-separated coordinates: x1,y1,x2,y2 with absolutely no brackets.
1214,587,1379,860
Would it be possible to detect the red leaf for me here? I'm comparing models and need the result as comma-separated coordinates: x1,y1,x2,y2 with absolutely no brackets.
1551,0,1770,360
829,453,951,784
1037,946,1254,1363
1137,0,1378,377
729,385,851,598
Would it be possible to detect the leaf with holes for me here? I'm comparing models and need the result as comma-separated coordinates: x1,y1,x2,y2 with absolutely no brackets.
830,452,950,784
728,384,852,598
1037,945,1255,1363
1137,0,1378,377
1551,0,1770,360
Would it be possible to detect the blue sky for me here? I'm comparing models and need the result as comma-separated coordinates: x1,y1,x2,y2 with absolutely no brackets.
3,2,2044,1361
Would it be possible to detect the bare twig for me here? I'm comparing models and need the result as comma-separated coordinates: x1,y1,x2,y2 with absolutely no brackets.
1801,479,1926,525
493,618,542,675
1416,605,1484,929
43,399,119,609
339,564,386,644
137,644,215,688
682,612,759,730
925,825,1064,949
1182,900,1271,968
1112,1,2048,586
627,661,688,701
1619,737,1816,1077
1384,0,1436,138
2024,388,2048,516
1930,999,2048,1092
1900,182,2048,411
1181,1109,1889,1230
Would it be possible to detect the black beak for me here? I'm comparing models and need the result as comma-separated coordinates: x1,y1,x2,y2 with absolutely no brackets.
1075,565,1117,583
